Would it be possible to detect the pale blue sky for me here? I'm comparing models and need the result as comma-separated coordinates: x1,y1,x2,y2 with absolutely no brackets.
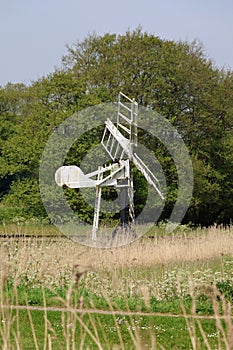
1,0,233,86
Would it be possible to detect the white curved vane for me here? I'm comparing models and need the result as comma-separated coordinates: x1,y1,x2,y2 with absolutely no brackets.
55,166,96,188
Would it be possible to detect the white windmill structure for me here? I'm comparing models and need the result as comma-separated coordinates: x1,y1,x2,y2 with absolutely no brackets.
55,92,164,241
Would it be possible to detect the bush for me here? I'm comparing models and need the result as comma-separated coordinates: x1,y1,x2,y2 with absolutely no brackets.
216,280,233,302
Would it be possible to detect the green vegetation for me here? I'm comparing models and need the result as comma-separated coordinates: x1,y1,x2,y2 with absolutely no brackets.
0,232,233,348
1,307,224,350
0,296,229,349
0,28,233,348
0,28,232,226
0,226,233,348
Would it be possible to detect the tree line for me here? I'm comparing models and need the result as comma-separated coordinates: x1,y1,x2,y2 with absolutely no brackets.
0,28,232,226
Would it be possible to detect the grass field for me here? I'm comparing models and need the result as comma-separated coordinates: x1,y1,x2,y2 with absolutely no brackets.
0,224,233,349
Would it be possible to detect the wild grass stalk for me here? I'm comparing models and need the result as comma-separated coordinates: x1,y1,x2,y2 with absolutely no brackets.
180,283,233,350
0,280,233,348
25,292,39,350
0,225,232,348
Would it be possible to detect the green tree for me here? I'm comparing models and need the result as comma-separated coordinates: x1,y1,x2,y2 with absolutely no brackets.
61,29,233,226
1,29,232,226
0,71,99,220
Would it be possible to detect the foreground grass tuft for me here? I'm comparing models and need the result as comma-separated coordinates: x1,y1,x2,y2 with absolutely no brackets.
0,224,233,348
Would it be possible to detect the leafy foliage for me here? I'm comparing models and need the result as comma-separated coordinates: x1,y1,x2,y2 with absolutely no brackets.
0,29,232,226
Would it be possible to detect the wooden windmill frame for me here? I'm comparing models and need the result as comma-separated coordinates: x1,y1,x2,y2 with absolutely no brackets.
55,92,164,240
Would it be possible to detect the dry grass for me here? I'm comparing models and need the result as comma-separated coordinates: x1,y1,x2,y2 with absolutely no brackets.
0,225,233,349
0,226,232,276
92,225,233,268
0,225,232,298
